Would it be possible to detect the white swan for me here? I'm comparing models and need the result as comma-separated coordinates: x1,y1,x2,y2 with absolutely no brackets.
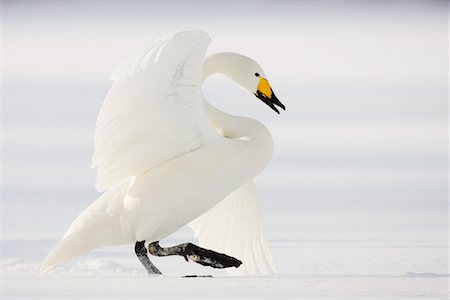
41,30,285,276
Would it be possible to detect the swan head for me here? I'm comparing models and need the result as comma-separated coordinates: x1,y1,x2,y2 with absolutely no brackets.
252,72,285,114
233,55,285,114
204,52,286,114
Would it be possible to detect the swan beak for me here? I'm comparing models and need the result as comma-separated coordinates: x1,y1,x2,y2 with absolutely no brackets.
255,78,286,114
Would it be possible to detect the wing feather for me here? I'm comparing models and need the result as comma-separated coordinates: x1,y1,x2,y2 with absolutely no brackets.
189,180,277,276
93,31,212,191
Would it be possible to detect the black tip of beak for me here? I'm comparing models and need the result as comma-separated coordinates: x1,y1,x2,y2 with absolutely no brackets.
255,90,285,114
272,92,286,111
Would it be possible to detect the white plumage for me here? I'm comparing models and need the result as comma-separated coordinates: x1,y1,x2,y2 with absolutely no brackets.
41,30,283,276
189,181,276,275
93,32,212,192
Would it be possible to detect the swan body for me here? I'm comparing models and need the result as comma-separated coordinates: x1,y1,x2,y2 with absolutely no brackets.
41,30,284,275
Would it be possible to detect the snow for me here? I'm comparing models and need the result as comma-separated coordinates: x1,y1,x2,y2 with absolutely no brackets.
2,238,448,298
2,188,448,298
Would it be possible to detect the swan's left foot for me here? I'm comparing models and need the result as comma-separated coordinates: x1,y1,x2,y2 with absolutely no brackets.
135,241,162,275
148,241,242,269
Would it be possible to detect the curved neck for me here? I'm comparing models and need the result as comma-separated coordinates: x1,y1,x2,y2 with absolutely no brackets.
202,53,274,177
203,52,247,81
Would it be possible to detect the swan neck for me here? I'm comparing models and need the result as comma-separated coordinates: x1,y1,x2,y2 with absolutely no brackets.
202,52,244,81
204,102,273,178
202,53,274,178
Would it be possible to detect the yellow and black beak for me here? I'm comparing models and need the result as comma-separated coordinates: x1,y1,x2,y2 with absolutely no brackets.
254,77,285,114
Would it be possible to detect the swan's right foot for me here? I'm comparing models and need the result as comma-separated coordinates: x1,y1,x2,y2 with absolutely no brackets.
148,241,242,269
135,241,162,275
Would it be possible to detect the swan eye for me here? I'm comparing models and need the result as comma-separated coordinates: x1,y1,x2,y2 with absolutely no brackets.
254,73,259,77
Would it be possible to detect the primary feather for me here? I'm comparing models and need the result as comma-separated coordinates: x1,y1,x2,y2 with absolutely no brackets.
189,180,276,275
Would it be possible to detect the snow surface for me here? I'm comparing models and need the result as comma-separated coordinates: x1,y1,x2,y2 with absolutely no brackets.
2,238,449,298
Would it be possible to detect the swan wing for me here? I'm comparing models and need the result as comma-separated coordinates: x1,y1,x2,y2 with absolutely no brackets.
93,31,212,192
188,180,277,275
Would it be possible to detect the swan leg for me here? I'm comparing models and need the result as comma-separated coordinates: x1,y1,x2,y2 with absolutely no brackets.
135,241,162,275
148,241,242,269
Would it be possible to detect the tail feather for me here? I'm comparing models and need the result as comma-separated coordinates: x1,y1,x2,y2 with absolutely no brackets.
40,184,131,273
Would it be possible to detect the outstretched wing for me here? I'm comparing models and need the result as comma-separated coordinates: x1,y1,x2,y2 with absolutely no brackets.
92,31,213,192
189,180,277,275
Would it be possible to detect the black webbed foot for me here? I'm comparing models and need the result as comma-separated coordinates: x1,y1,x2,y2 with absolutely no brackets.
134,241,162,275
148,241,242,269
